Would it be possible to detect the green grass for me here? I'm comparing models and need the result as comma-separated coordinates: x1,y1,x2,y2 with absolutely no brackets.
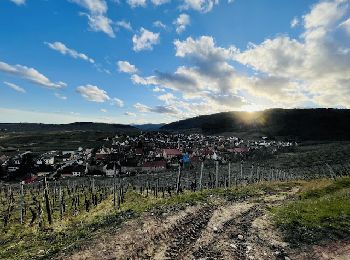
271,177,350,246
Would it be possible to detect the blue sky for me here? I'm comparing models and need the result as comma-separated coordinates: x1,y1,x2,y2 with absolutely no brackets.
1,0,350,124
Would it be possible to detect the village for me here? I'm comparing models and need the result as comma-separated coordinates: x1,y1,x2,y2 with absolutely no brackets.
0,132,296,183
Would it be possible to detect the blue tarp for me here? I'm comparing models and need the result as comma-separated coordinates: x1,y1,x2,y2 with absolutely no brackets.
183,153,190,163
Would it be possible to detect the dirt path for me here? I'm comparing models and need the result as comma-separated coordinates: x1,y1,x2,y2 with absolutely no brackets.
58,187,350,260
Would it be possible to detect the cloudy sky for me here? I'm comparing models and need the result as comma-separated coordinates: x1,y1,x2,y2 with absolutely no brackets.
1,0,350,124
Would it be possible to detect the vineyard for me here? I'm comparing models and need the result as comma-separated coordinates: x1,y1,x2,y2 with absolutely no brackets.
1,150,350,259
1,159,343,230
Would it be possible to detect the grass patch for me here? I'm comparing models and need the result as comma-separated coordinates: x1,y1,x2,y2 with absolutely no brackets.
271,177,350,246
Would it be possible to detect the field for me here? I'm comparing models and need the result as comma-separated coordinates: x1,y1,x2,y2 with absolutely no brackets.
1,176,350,259
0,131,117,154
1,134,350,259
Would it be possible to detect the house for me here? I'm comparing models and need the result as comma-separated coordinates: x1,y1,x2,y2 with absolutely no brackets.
232,147,250,154
0,155,8,165
59,164,85,178
142,160,166,172
96,147,110,160
43,157,55,165
103,163,120,177
72,165,85,176
163,149,182,159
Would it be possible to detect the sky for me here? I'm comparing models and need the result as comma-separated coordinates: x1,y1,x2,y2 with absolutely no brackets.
0,0,350,124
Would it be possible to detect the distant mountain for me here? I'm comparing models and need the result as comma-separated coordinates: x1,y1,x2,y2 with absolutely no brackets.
133,123,165,131
0,122,138,133
161,108,350,141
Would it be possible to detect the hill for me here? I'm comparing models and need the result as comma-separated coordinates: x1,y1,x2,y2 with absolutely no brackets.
133,123,165,131
161,108,350,140
0,122,138,133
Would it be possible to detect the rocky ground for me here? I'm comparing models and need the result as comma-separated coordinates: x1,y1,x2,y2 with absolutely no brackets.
57,186,349,260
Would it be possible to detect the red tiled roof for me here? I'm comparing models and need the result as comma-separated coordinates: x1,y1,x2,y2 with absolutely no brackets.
163,149,182,155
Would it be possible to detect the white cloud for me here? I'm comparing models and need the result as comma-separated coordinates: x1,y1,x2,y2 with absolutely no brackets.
81,13,115,37
4,81,26,93
67,0,350,118
116,20,133,31
55,92,68,100
10,0,25,5
100,108,107,112
76,84,110,102
132,28,160,51
124,111,136,116
134,102,179,114
303,0,347,30
112,97,124,107
127,0,146,8
117,60,138,74
153,20,167,30
153,86,165,92
151,0,170,5
234,0,350,108
291,17,299,28
45,41,94,63
70,0,115,37
158,93,176,104
174,14,190,34
70,0,107,13
180,0,219,13
0,60,66,89
340,17,350,34
134,102,151,112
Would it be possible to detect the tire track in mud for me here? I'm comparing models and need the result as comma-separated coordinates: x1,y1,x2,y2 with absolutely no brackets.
161,206,215,259
188,202,254,260
226,205,265,259
120,205,212,260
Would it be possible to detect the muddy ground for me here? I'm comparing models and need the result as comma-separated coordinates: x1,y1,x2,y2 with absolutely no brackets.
57,187,350,260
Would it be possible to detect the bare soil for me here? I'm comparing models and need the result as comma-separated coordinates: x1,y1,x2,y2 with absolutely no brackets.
58,187,350,260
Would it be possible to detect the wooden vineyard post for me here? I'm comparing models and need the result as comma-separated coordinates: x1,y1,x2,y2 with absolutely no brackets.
199,162,204,191
270,167,273,181
59,185,64,219
240,161,243,183
234,163,238,186
215,161,219,188
156,178,160,198
113,163,117,208
36,197,43,229
44,177,52,225
228,162,231,188
117,184,121,209
20,182,24,224
53,181,57,208
146,181,149,197
176,165,182,194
